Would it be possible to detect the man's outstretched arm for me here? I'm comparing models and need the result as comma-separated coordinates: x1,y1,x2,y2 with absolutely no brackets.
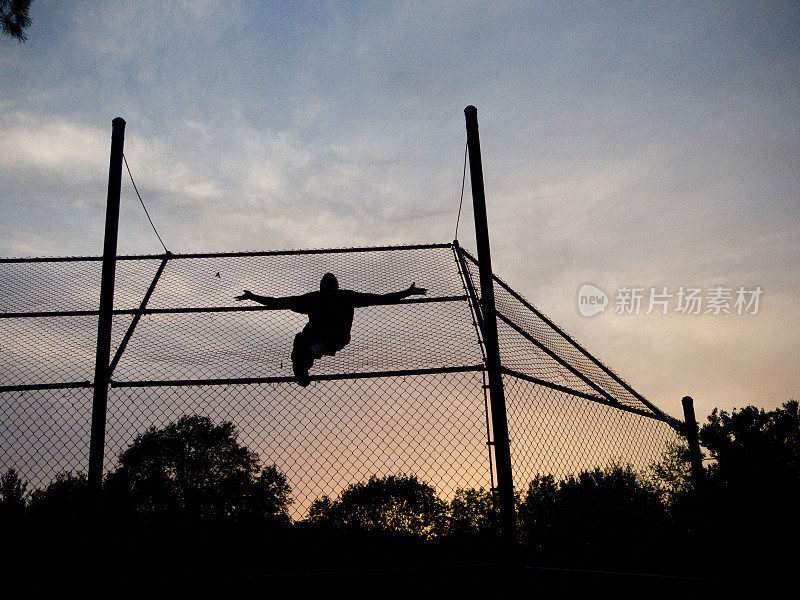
352,283,427,307
235,290,305,311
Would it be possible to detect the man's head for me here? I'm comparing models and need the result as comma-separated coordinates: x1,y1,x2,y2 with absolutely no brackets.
320,272,339,292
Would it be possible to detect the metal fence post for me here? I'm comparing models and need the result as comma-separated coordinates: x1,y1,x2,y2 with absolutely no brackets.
681,396,704,490
88,117,125,506
464,106,516,555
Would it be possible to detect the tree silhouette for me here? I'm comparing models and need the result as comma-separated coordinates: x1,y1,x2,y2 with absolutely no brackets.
516,474,558,551
518,465,670,567
26,471,89,523
308,474,445,539
1,0,32,42
649,441,696,509
700,400,799,493
107,415,292,524
444,487,497,537
697,400,800,574
0,468,28,524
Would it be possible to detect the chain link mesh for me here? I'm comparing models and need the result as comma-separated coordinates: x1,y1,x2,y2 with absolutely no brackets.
459,249,674,418
1,243,680,522
1,387,93,491
504,376,679,489
105,373,489,519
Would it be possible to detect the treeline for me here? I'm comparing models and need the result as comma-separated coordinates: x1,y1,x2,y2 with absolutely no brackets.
1,401,798,580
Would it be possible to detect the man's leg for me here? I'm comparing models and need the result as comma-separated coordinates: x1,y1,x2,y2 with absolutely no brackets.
291,332,313,387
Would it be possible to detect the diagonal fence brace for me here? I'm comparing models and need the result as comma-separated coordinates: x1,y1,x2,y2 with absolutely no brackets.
108,253,170,378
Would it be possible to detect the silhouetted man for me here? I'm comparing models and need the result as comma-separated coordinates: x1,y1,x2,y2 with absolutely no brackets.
236,273,426,386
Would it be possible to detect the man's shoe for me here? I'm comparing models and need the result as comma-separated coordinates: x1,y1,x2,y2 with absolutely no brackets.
295,371,311,387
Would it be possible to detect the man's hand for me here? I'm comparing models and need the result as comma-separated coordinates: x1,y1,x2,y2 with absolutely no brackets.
235,290,254,301
407,283,427,296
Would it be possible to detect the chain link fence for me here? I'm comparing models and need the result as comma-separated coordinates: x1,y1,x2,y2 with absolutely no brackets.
1,243,681,521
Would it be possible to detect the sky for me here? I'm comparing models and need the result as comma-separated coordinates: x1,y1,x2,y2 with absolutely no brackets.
1,0,798,422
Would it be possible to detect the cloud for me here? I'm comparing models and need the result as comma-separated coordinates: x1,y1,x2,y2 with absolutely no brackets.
0,0,798,419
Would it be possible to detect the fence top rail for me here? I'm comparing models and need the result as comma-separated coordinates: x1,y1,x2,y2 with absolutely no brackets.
0,242,453,264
